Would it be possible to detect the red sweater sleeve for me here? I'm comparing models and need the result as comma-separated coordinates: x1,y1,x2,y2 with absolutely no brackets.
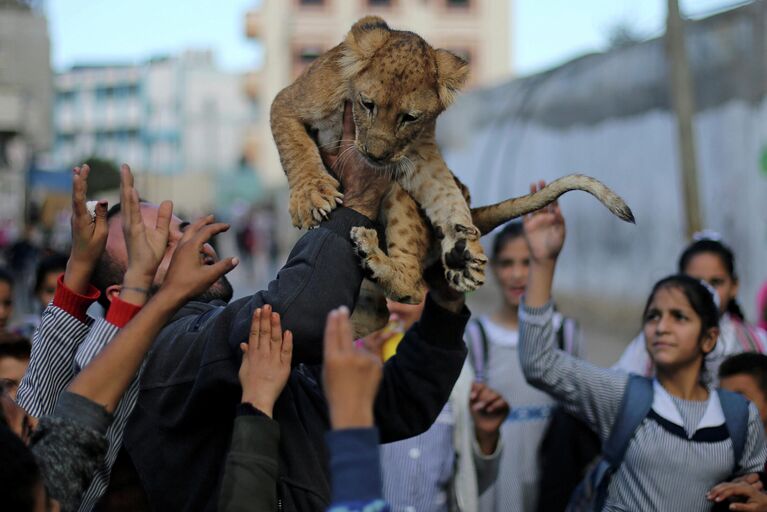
52,274,100,323
105,296,143,328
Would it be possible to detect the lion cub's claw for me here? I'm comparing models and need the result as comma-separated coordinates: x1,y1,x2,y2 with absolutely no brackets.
289,175,343,229
441,228,487,293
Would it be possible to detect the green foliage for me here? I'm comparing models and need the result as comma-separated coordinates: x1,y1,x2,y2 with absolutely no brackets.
81,156,121,194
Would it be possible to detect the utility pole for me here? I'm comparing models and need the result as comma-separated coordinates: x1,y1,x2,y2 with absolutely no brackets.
666,0,702,237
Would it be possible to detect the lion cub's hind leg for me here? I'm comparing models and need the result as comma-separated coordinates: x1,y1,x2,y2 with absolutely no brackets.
351,184,428,305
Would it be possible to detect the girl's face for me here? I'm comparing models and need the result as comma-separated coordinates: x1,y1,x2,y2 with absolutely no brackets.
643,286,717,371
683,252,738,315
492,237,530,308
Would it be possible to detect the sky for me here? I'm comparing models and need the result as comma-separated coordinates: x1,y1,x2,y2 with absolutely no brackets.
46,0,748,77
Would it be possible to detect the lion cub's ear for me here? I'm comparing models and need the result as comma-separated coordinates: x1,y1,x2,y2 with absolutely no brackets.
341,16,391,78
435,49,469,108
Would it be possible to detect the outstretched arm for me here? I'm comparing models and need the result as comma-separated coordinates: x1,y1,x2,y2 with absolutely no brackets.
519,181,627,441
16,164,105,416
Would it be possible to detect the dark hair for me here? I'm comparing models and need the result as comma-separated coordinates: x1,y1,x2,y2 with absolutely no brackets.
719,353,767,399
491,221,525,260
0,267,14,288
34,253,68,294
0,423,42,511
678,238,745,321
0,333,31,360
643,274,720,342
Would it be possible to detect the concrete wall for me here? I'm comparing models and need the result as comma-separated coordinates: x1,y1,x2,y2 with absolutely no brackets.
438,1,767,324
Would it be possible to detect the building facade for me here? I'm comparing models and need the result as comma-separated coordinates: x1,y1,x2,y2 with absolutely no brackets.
0,2,52,240
52,50,254,213
243,0,512,186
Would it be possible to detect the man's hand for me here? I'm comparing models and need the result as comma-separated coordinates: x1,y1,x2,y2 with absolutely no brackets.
239,304,293,418
320,102,390,221
470,382,510,455
158,215,238,304
64,164,109,294
322,306,383,429
523,180,566,266
423,261,465,313
119,164,173,305
707,480,767,511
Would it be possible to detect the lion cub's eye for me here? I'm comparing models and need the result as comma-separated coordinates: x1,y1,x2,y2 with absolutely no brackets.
359,96,375,113
400,113,419,124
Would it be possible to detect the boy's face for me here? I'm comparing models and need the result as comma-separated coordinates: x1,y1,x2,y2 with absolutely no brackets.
0,281,12,330
36,271,60,309
720,373,767,432
0,355,29,401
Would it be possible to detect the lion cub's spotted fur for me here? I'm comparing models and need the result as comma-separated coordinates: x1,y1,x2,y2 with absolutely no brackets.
271,16,486,303
271,16,635,315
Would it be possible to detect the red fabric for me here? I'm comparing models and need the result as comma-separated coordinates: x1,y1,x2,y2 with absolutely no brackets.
53,273,100,323
105,296,143,328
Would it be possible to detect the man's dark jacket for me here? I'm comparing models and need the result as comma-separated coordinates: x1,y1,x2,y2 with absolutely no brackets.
122,208,469,511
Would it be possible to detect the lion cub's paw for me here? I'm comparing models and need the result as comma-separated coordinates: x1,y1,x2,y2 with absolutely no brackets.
442,227,487,293
350,226,380,262
289,174,344,229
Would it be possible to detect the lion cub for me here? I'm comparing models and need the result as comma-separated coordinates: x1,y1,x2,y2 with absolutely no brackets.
271,16,486,300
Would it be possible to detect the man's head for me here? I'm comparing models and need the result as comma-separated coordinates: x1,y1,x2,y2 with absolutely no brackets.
719,353,767,432
92,202,233,309
34,254,68,309
0,333,31,401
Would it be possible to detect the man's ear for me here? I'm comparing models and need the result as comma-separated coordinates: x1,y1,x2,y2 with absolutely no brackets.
701,327,720,355
106,285,121,303
340,16,391,79
434,48,469,108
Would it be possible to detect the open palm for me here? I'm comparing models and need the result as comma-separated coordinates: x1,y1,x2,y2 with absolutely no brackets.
120,164,172,280
522,181,566,263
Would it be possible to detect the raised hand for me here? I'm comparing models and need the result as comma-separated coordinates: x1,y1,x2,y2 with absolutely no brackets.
159,215,238,303
322,306,383,429
239,305,293,418
119,164,173,304
64,164,109,294
523,180,566,264
469,382,510,455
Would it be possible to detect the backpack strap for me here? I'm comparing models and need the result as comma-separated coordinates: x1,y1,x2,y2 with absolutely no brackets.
717,387,750,472
466,318,490,384
594,375,654,511
603,375,654,466
556,317,580,355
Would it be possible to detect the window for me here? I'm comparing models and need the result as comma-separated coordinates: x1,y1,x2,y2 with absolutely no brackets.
446,0,469,7
297,46,323,65
448,48,471,64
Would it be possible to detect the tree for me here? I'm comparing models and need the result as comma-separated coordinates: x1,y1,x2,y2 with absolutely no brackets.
81,156,121,194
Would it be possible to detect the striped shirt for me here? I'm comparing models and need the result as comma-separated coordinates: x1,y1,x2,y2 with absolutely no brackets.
17,280,143,512
519,300,767,511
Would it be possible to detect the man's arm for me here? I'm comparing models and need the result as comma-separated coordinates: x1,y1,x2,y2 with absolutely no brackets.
373,292,470,442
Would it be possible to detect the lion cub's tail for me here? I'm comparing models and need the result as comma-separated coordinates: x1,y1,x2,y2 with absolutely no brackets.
470,174,635,236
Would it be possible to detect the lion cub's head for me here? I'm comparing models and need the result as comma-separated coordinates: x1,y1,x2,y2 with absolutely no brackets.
340,16,469,171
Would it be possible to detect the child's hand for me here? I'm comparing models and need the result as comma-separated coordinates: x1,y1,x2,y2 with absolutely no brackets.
239,304,293,418
469,382,510,455
158,215,238,303
64,164,109,293
523,180,566,265
119,164,173,304
322,307,383,429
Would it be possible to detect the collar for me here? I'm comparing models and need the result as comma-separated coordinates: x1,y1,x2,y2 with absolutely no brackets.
651,379,724,437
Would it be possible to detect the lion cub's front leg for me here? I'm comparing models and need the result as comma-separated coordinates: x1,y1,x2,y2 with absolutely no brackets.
402,157,487,292
351,184,428,304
